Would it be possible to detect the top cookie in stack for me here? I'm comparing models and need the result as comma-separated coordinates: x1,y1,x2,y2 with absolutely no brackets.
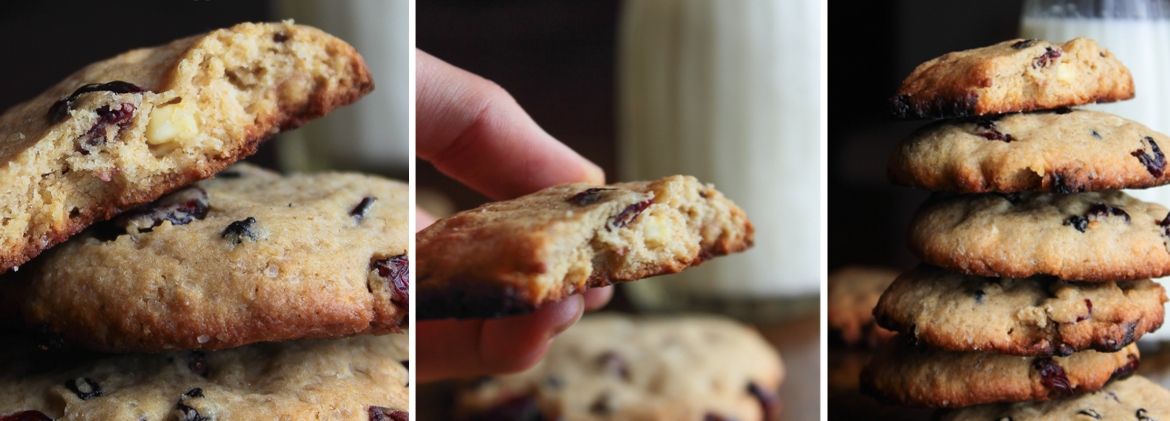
862,37,1170,412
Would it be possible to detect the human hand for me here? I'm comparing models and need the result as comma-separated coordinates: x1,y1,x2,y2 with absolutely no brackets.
415,50,612,383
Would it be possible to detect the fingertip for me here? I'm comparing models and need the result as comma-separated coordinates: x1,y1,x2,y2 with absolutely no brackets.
478,295,584,373
582,286,614,311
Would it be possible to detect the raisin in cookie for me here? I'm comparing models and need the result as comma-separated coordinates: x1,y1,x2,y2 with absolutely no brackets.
417,176,753,319
889,109,1170,193
938,375,1170,421
909,191,1170,281
0,334,408,421
873,265,1166,356
888,37,1132,119
457,314,783,421
0,21,373,274
861,336,1140,408
0,164,407,352
827,266,899,348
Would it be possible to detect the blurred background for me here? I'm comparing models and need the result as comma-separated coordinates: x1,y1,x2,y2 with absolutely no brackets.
420,0,819,420
830,0,1170,419
0,0,410,180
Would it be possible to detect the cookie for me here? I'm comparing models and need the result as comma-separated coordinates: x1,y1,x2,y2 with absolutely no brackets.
861,336,1140,408
827,266,899,348
0,21,373,274
457,314,783,421
416,176,753,319
888,109,1170,193
0,164,407,352
908,191,1170,281
888,37,1133,120
938,375,1170,421
873,265,1166,356
0,334,408,421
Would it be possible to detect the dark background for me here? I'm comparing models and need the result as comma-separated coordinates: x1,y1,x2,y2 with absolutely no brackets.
418,0,621,211
828,0,1023,272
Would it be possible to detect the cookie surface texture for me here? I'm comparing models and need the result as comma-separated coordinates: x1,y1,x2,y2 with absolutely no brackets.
909,191,1170,281
860,336,1140,408
1,164,408,352
0,21,373,274
938,375,1170,421
873,265,1166,356
888,109,1170,193
416,175,753,319
458,314,783,421
0,334,409,421
888,37,1133,119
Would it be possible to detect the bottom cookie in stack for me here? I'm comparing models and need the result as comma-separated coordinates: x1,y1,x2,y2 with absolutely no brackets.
456,314,784,421
0,334,409,421
861,265,1167,409
937,375,1170,420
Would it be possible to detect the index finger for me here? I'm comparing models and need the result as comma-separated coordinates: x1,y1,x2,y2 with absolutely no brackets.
416,50,604,200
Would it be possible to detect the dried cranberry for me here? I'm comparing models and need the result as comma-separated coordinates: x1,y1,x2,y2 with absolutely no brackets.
49,81,145,123
1034,47,1062,67
1012,39,1037,49
1052,172,1077,194
607,200,652,231
703,414,738,421
1065,215,1090,232
748,382,779,421
0,411,52,421
175,403,208,421
1132,137,1166,177
115,186,210,232
1139,408,1153,421
972,118,1013,143
480,396,545,421
188,352,210,377
973,289,986,304
1159,211,1170,238
65,377,102,400
368,407,408,421
351,197,377,222
597,352,630,381
567,188,616,206
184,388,204,398
1086,203,1131,223
1033,357,1074,397
1077,409,1101,419
372,255,409,304
589,394,612,415
77,103,137,153
1076,299,1093,322
221,217,259,244
1091,130,1102,139
1115,353,1140,379
273,32,289,42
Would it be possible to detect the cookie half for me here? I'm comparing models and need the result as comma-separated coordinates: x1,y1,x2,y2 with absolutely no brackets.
909,191,1170,281
0,164,407,352
458,314,783,421
861,336,1140,408
874,265,1166,356
888,37,1133,119
938,375,1170,421
417,176,753,319
0,334,408,421
827,266,899,348
888,109,1170,193
0,21,373,274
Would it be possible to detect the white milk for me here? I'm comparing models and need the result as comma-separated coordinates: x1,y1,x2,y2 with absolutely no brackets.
618,0,821,301
1023,18,1170,340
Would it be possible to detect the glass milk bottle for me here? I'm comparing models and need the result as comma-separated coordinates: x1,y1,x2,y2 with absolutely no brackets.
1021,0,1170,340
618,0,821,320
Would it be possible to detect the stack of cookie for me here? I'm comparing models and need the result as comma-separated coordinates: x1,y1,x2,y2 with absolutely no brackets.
862,38,1170,416
0,22,410,419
